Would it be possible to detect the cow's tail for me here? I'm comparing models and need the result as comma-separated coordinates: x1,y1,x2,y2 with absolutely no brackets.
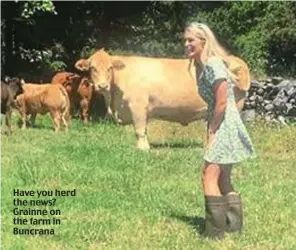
59,85,71,126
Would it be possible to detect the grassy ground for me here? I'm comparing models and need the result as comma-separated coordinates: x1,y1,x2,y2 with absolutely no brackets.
1,114,296,250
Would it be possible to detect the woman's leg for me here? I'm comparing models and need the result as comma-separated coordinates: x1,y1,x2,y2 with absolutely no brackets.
219,164,235,195
202,162,222,196
219,164,243,233
202,161,227,239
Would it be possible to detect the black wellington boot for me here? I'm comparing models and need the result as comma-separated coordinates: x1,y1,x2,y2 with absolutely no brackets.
203,196,227,240
225,193,243,233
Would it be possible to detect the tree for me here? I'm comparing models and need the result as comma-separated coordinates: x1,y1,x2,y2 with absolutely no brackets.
1,0,56,78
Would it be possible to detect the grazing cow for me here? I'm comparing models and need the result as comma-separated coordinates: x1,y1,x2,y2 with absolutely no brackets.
51,72,104,124
1,77,24,135
15,81,70,131
75,49,250,150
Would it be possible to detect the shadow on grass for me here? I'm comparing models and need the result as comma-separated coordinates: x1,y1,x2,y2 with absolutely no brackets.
169,213,205,235
16,119,55,131
151,141,204,149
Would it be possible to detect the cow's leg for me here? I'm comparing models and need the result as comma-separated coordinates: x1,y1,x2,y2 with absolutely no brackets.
101,91,124,124
80,98,89,125
30,113,37,127
20,111,27,129
0,113,3,133
129,103,150,150
5,109,12,135
61,108,69,132
50,109,61,132
61,114,68,132
113,110,123,125
68,94,75,118
101,91,113,119
16,98,27,129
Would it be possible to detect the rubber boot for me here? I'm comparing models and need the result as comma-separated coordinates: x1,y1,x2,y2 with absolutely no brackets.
225,193,243,233
203,196,227,240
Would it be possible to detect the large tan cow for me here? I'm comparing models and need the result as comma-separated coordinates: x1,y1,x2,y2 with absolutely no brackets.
75,49,250,150
15,82,70,131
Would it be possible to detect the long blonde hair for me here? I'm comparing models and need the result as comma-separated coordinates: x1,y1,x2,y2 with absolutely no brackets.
185,22,238,81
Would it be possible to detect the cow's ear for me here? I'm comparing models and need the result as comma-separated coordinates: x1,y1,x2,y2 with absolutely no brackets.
80,78,90,87
112,60,125,71
75,59,90,71
67,73,80,81
4,76,10,83
20,78,26,87
62,81,72,88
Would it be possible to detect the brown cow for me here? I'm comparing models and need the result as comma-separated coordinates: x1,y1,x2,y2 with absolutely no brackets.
51,72,80,115
1,77,24,134
51,72,97,124
77,77,94,124
75,49,251,150
15,81,70,131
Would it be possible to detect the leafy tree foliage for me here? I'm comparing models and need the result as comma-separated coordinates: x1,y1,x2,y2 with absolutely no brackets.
1,1,295,81
21,0,56,19
186,1,296,76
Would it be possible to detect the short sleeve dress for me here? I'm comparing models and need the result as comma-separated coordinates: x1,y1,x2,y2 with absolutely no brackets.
198,57,256,165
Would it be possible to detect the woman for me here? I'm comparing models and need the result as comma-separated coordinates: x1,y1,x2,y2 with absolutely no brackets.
184,22,256,239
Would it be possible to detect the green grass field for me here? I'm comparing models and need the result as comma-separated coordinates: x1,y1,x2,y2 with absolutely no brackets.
1,114,296,250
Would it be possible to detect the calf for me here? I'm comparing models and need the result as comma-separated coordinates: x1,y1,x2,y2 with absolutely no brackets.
15,82,70,131
76,77,94,124
51,72,80,116
51,72,96,124
1,77,24,134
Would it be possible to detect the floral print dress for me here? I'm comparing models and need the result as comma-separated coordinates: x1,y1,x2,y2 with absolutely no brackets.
198,57,256,164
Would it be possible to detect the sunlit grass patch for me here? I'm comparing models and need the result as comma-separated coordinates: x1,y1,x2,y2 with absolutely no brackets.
1,114,296,249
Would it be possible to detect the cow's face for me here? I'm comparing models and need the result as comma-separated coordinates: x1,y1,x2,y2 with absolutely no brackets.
75,49,125,92
77,77,93,97
6,77,24,98
63,73,81,93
